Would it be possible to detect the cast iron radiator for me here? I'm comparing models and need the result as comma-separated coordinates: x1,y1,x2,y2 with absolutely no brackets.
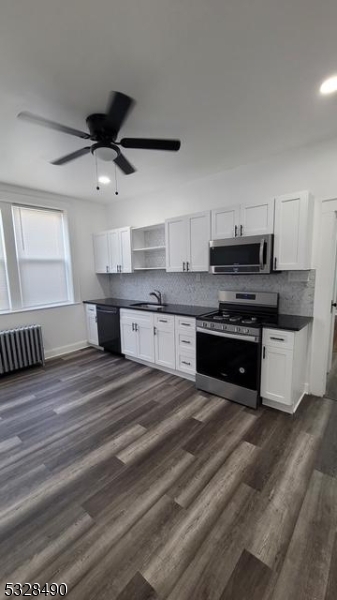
0,325,45,375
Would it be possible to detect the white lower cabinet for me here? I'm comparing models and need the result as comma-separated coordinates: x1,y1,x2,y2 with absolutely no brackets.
85,304,99,346
120,309,196,379
154,314,176,369
175,316,196,376
260,326,308,413
120,310,154,361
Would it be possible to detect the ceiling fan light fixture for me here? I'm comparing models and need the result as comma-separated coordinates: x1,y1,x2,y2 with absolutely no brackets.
92,143,119,162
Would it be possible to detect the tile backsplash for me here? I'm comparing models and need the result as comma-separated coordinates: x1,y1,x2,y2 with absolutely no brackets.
108,270,316,316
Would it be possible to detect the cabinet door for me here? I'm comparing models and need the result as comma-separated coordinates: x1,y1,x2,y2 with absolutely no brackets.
108,230,120,273
135,312,155,362
154,315,176,369
165,217,188,272
211,206,240,239
120,315,137,356
119,227,132,273
86,305,99,345
188,211,211,272
93,233,110,273
260,345,293,405
240,199,274,237
273,191,311,270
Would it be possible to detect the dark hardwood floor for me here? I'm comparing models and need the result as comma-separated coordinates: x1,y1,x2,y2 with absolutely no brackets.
0,348,336,600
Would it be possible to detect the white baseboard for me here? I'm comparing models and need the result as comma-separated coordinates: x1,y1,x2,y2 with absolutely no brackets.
45,340,89,360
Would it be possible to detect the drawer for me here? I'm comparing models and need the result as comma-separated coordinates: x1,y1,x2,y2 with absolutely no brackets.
263,328,294,350
154,314,175,331
86,304,97,316
176,331,196,350
176,351,196,375
175,316,196,332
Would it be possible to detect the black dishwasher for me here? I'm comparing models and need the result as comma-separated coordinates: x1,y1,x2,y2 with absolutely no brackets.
96,305,122,354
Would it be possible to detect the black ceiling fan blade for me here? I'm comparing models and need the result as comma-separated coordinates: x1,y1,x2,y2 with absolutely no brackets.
119,138,181,151
18,112,90,139
106,92,135,134
114,152,136,175
51,147,91,165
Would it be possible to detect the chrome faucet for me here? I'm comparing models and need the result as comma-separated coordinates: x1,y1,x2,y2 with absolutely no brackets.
149,290,162,305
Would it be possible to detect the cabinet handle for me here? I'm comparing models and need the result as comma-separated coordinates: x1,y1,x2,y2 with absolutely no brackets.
181,322,191,327
119,265,122,273
274,257,277,270
159,319,167,323
240,224,243,236
135,323,138,332
182,339,191,344
182,360,191,366
153,326,157,335
132,322,135,331
234,225,238,237
270,336,285,342
183,261,186,271
187,261,190,271
263,346,266,359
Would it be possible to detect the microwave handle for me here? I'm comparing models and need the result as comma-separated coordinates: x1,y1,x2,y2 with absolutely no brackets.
259,238,265,270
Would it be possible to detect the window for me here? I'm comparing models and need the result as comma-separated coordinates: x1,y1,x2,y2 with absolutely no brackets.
0,211,11,311
12,205,73,309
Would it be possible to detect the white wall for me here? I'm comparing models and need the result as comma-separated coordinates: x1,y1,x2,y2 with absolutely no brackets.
0,184,108,358
107,136,337,227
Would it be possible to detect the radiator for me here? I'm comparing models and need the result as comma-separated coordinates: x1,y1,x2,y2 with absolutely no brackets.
0,325,45,375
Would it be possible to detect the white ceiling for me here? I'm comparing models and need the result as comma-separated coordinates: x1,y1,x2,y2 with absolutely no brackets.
1,0,337,204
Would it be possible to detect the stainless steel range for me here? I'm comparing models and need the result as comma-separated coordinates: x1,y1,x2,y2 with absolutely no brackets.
196,291,278,409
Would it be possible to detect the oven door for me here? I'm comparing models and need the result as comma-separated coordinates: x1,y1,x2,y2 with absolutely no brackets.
196,328,261,408
209,234,273,274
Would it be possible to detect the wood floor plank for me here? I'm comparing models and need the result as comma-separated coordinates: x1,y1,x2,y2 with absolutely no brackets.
271,470,337,600
219,550,273,600
1,348,337,599
141,441,257,598
114,573,158,600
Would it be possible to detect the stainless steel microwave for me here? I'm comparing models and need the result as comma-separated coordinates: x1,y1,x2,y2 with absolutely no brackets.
209,234,273,274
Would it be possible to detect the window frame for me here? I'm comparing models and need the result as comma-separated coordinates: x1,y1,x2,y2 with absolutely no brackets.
0,199,75,314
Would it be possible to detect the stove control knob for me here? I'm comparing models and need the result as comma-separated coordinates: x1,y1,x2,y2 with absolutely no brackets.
243,328,249,334
210,323,214,329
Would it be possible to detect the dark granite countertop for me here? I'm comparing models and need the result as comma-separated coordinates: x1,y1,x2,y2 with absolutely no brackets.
84,298,312,330
261,314,312,332
83,298,216,318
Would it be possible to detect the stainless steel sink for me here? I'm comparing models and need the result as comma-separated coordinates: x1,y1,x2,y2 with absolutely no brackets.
130,302,167,311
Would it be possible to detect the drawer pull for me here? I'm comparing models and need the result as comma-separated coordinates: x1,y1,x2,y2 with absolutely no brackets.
181,322,191,327
159,319,168,323
270,336,285,341
182,340,191,344
182,360,191,366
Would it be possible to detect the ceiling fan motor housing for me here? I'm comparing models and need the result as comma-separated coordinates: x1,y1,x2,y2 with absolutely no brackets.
86,113,117,141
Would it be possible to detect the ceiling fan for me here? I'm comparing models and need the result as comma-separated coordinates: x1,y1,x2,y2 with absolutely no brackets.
17,91,181,175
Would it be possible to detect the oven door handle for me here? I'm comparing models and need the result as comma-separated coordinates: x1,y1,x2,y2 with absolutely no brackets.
196,327,258,343
259,238,265,271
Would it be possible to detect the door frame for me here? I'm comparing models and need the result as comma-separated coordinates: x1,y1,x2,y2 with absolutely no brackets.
310,197,337,396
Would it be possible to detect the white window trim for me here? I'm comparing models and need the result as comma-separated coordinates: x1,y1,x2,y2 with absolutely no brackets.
0,198,77,313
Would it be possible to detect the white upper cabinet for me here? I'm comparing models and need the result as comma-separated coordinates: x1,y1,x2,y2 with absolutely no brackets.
165,217,187,272
240,199,274,237
211,206,240,239
211,200,274,239
108,229,120,273
166,211,210,272
93,227,132,274
273,191,314,271
119,227,132,273
188,211,211,272
93,232,110,273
